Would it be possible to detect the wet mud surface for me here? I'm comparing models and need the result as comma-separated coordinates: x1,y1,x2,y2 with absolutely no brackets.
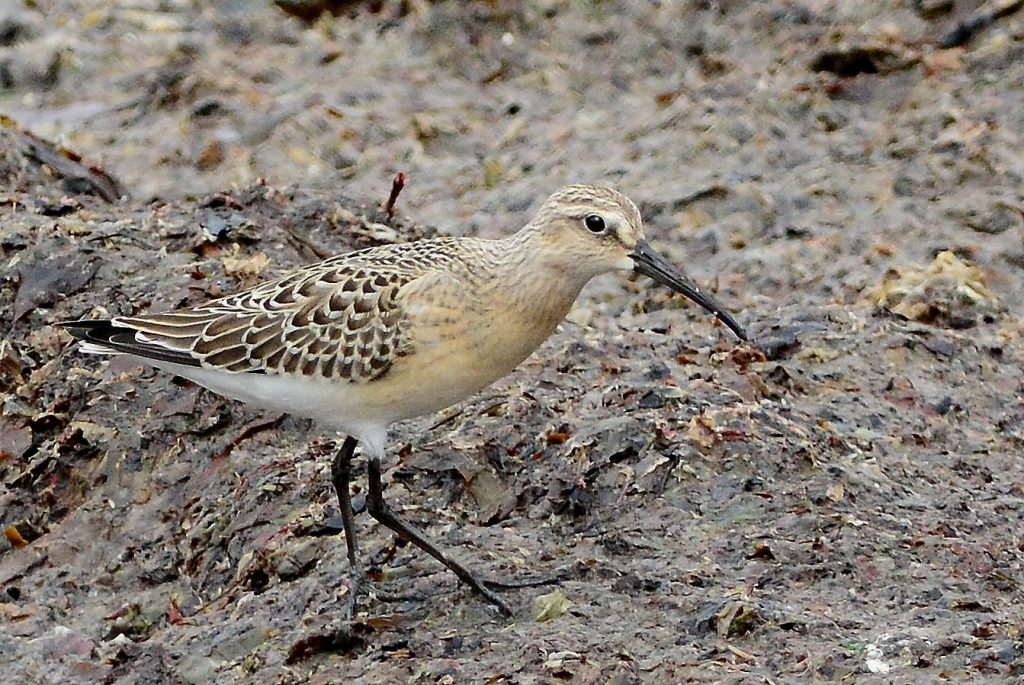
2,1,1023,683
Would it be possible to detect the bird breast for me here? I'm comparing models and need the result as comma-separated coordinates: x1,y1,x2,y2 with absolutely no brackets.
371,265,585,420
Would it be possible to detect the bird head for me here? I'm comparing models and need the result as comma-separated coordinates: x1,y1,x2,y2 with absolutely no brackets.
526,184,747,340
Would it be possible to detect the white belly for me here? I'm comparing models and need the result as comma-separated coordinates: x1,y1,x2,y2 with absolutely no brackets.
144,359,396,454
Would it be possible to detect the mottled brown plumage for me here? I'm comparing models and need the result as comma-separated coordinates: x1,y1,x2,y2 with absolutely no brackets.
62,184,747,616
65,184,746,448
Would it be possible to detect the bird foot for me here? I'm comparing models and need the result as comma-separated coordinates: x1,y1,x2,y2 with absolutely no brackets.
341,566,367,621
482,565,573,591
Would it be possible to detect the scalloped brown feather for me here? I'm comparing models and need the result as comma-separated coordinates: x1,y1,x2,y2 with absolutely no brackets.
114,238,473,383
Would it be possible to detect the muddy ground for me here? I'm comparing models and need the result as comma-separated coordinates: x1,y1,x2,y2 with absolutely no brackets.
2,1,1023,683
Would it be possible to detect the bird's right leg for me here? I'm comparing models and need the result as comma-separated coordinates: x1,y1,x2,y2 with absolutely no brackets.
329,435,364,618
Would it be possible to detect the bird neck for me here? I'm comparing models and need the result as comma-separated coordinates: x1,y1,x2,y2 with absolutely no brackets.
495,227,594,324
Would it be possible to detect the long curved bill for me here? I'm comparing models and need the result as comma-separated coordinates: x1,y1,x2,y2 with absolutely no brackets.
630,240,748,341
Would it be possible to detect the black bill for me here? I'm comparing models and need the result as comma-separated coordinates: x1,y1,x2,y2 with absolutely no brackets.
630,240,748,341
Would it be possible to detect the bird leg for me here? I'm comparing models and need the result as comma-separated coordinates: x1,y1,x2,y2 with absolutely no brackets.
330,435,364,618
365,456,513,616
330,436,360,567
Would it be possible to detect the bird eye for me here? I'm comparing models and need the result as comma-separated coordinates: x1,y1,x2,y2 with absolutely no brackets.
584,214,606,234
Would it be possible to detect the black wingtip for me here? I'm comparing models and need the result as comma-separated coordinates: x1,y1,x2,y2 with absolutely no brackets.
57,319,116,341
57,318,202,368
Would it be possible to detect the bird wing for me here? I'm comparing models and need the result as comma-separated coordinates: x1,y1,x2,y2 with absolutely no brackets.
65,239,468,383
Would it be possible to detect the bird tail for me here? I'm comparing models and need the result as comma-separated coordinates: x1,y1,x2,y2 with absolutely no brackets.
57,319,201,367
59,319,120,352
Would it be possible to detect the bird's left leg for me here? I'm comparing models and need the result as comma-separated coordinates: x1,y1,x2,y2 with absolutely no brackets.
365,456,513,616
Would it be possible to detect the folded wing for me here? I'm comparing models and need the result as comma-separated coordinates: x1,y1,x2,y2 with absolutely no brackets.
61,244,458,382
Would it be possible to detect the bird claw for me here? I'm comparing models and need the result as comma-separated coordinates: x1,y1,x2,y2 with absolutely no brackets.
340,567,367,621
476,567,575,617
476,586,514,617
482,566,572,591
